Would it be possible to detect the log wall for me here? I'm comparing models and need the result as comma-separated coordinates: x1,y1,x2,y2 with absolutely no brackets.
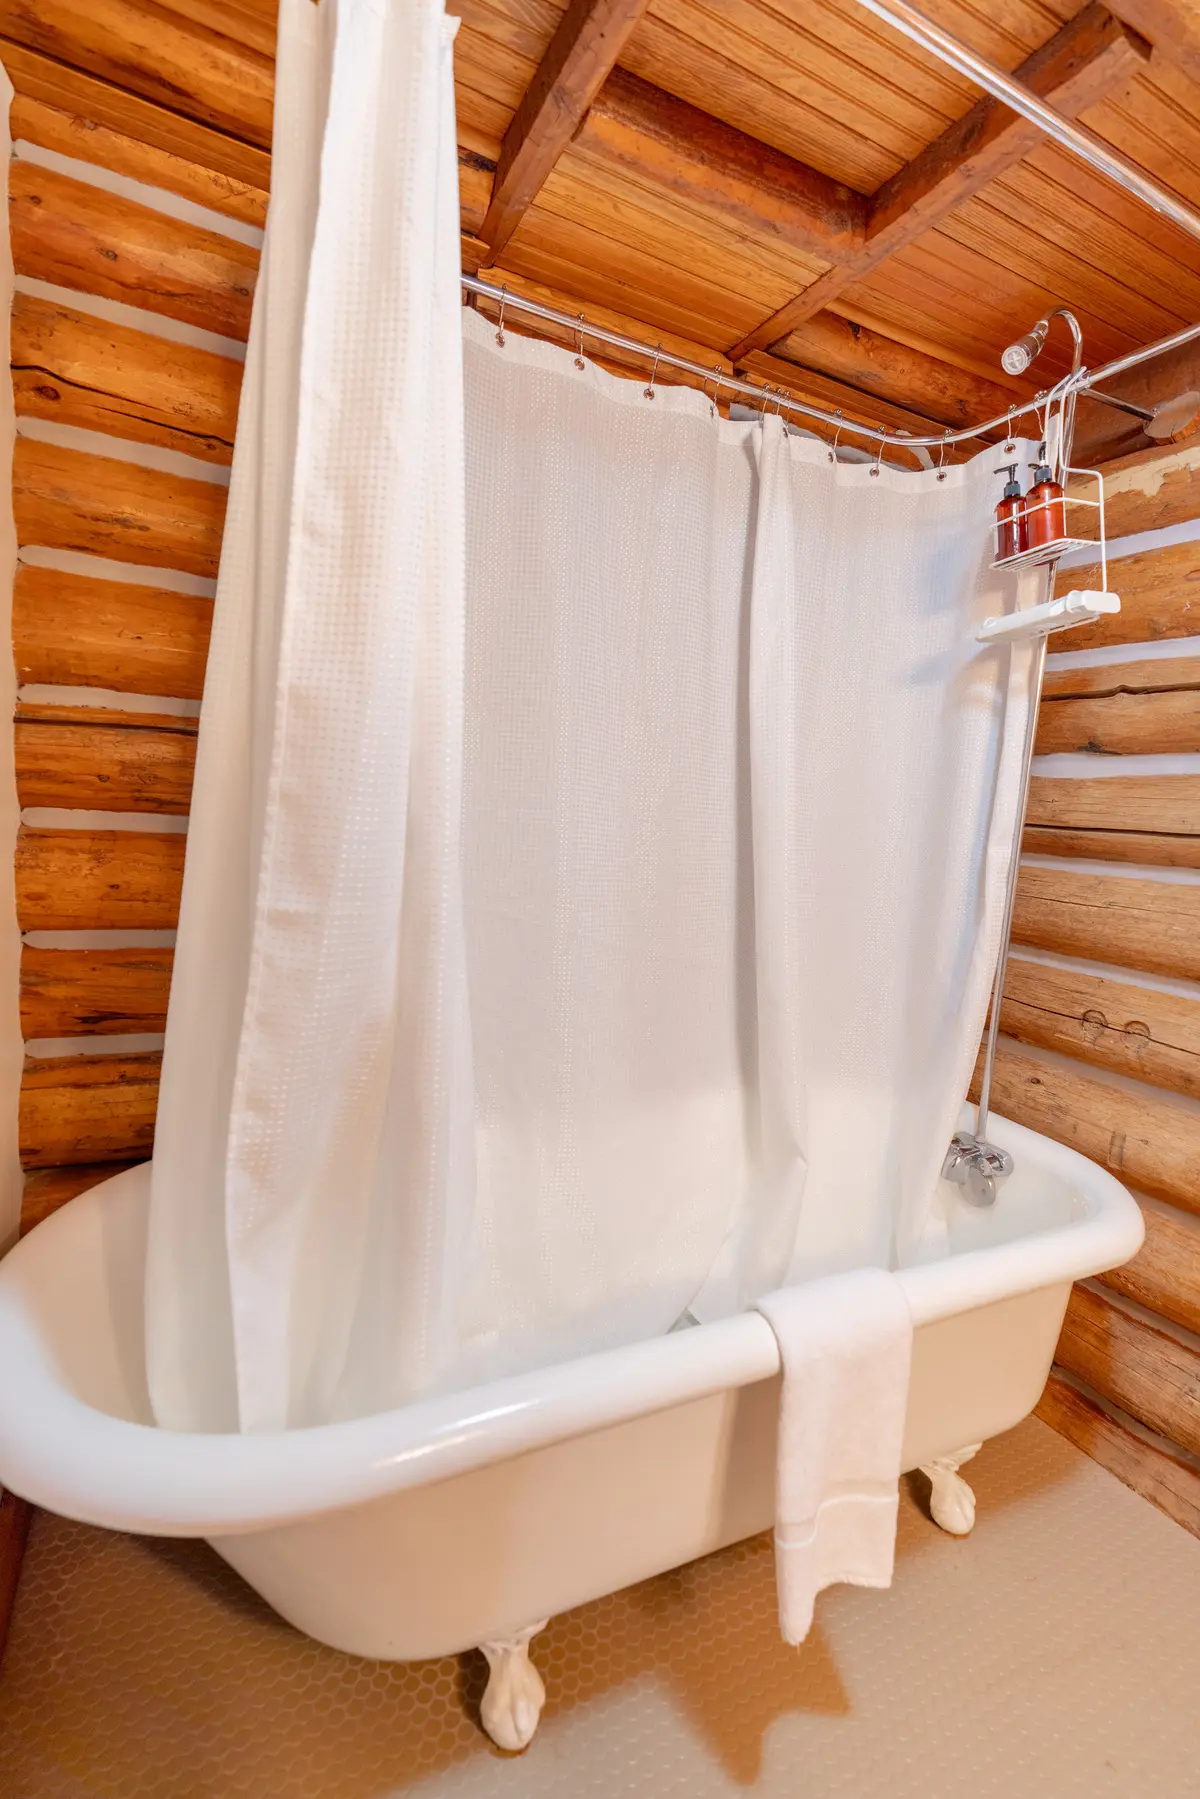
992,473,1200,1536
3,47,251,1210
0,2,273,1648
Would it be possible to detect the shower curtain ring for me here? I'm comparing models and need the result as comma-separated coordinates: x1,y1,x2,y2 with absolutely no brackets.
828,409,844,464
574,314,586,370
703,365,721,418
644,345,662,400
495,288,508,348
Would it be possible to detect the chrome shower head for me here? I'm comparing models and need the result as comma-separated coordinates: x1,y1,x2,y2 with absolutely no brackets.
1001,318,1050,376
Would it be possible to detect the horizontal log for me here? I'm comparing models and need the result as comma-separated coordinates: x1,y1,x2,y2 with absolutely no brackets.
738,347,948,448
1021,824,1200,868
12,292,241,463
1056,1284,1200,1458
1036,1371,1200,1537
0,0,274,147
1035,689,1200,755
1011,862,1200,981
1001,955,1200,1100
1055,538,1200,650
9,88,268,225
10,159,257,340
970,1038,1200,1217
20,1157,141,1233
1042,656,1200,701
144,0,277,59
575,68,865,264
1075,442,1200,540
16,827,185,930
770,311,1018,432
16,699,198,731
13,436,227,578
1027,773,1200,837
15,717,196,814
1099,1199,1200,1338
0,38,271,191
20,944,173,1038
13,563,212,698
19,1049,160,1167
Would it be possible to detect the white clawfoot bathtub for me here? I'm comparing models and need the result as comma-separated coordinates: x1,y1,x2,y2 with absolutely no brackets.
0,1108,1142,1750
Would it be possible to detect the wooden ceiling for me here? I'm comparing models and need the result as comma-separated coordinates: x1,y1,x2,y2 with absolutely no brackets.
8,0,1200,455
454,0,1200,453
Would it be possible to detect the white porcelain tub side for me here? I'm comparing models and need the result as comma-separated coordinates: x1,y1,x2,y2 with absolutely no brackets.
0,1108,1143,1667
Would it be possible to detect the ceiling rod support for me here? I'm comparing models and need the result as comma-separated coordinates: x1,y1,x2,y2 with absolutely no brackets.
848,0,1200,243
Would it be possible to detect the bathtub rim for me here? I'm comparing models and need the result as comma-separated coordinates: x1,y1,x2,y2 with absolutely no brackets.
0,1111,1143,1538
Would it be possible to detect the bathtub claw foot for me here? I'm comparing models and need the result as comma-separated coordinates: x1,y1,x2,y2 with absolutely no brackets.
479,1619,548,1751
919,1444,981,1536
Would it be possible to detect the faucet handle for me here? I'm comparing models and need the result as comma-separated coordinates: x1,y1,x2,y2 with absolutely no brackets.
942,1132,1013,1208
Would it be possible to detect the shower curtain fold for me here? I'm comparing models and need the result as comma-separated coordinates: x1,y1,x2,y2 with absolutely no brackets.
145,0,1036,1434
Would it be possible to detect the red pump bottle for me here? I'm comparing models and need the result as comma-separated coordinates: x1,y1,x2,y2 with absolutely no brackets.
1024,451,1066,549
993,464,1027,561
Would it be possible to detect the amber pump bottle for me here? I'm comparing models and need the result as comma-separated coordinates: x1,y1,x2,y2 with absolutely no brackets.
993,464,1026,561
1024,450,1066,549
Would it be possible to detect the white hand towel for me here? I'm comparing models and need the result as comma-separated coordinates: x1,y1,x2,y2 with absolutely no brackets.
756,1268,913,1645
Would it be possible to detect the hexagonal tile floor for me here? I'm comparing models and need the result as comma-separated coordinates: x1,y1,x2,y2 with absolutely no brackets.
1,1417,1198,1797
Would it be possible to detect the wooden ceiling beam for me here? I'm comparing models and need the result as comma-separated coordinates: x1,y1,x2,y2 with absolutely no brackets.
573,69,866,264
728,3,1149,362
480,0,654,259
1104,0,1200,84
752,313,1020,433
737,349,954,455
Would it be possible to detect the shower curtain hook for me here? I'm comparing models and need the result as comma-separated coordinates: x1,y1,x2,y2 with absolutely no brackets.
937,430,951,481
644,345,662,401
573,314,587,370
828,409,844,464
703,365,721,418
495,288,508,348
1004,406,1017,454
870,438,886,478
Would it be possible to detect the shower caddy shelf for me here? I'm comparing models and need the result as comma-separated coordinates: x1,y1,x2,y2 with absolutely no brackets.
988,466,1108,577
991,535,1093,570
982,467,1120,645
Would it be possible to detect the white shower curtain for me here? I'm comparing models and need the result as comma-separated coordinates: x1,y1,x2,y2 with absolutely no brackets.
147,0,474,1432
146,0,1035,1433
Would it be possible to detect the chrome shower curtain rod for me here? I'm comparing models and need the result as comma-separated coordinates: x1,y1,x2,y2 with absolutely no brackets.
462,274,1200,454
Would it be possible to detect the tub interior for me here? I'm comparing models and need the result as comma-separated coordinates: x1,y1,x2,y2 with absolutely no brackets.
11,1126,1095,1436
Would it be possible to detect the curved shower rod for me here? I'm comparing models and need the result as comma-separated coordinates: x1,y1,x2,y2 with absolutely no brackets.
462,274,1200,454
